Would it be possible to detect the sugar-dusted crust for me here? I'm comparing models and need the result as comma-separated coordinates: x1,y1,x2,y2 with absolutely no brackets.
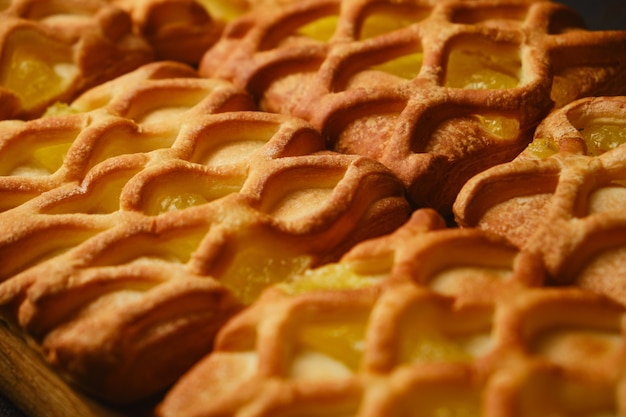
0,0,154,120
0,61,411,404
454,96,626,304
159,209,626,417
199,0,626,214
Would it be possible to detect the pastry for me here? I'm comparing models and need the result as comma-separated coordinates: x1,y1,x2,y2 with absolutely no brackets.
0,0,626,416
199,0,626,214
110,0,227,64
454,95,626,305
109,0,302,65
159,209,626,417
0,61,411,407
0,0,154,120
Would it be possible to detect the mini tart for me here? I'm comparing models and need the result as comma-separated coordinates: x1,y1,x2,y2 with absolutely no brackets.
0,61,411,404
0,0,154,120
454,96,626,305
159,209,626,417
199,0,626,214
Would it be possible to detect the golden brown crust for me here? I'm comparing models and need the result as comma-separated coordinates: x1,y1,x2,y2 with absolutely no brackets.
0,0,154,120
199,0,626,214
454,96,626,303
112,0,224,64
159,209,626,417
0,61,411,404
0,0,626,415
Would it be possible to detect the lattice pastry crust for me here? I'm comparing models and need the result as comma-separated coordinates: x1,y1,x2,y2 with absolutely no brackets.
159,209,626,417
199,0,626,214
0,61,411,404
454,95,626,306
0,0,154,120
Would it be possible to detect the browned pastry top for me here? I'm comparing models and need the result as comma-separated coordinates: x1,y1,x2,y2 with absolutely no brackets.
158,209,626,417
454,95,626,304
0,61,411,404
0,0,154,120
199,0,626,214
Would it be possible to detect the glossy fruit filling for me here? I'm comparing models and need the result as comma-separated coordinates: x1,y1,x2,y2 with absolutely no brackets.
293,316,367,377
371,52,424,80
475,115,520,139
281,262,381,295
144,174,243,215
220,247,312,304
526,137,559,159
579,123,626,156
158,193,209,213
198,0,248,21
358,7,427,40
445,41,521,90
0,30,76,113
297,15,339,43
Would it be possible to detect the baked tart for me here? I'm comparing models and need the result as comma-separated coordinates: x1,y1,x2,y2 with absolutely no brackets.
0,61,410,406
199,0,626,214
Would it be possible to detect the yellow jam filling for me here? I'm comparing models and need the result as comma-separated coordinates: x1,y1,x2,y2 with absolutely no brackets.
43,102,80,117
445,43,521,90
9,134,74,177
297,15,339,43
550,74,579,109
141,172,241,216
296,318,367,373
30,141,72,174
371,52,424,80
198,0,248,21
475,115,520,139
579,123,626,156
145,176,242,215
0,31,75,113
280,262,379,295
158,192,209,213
220,249,312,305
527,137,559,159
359,9,425,40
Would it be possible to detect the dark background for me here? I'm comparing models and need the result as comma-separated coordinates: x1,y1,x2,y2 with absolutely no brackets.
564,0,626,30
0,1,624,416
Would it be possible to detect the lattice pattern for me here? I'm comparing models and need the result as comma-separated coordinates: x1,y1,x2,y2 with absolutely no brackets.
199,0,626,213
159,209,626,417
0,0,154,120
455,95,626,305
0,61,411,403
